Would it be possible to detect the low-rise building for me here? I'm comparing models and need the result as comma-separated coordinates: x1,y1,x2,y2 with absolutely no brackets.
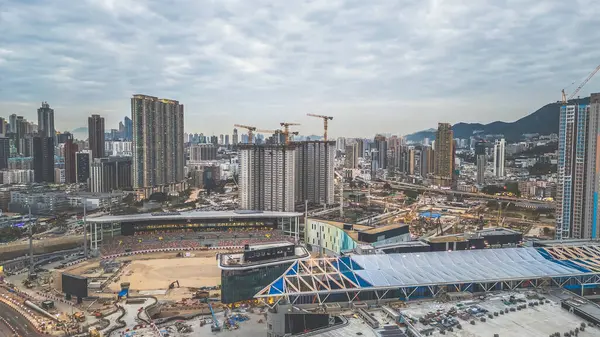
9,190,69,214
0,169,35,184
66,192,125,211
305,218,410,256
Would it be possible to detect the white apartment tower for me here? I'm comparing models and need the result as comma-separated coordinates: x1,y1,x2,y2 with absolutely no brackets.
239,144,296,212
295,141,335,205
493,138,505,177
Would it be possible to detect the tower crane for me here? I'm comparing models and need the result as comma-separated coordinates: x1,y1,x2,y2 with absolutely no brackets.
234,124,257,144
306,114,334,141
562,64,600,104
256,129,299,144
280,122,300,144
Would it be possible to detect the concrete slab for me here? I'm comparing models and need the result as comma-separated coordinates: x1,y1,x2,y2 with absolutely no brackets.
402,291,600,337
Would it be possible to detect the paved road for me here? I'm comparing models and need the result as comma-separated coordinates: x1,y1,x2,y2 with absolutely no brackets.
0,301,44,337
0,321,16,337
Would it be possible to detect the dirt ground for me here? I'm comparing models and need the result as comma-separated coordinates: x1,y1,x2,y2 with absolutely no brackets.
526,224,555,238
107,254,220,292
64,250,222,300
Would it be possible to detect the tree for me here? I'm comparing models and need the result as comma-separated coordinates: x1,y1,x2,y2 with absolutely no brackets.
123,194,136,205
149,192,168,202
482,185,502,195
528,163,557,176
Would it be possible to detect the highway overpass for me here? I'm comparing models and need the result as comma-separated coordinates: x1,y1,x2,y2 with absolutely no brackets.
387,182,554,207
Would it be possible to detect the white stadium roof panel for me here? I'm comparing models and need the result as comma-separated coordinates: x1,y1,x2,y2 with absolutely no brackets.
350,248,583,287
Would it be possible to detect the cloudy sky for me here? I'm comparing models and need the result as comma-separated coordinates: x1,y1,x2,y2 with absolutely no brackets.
1,0,599,138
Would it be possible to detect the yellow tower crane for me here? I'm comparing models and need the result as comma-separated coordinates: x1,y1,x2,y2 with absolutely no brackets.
256,129,299,144
561,64,600,104
280,122,300,144
306,114,334,141
234,124,257,144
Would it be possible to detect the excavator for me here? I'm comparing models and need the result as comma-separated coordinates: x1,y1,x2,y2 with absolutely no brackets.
169,280,180,289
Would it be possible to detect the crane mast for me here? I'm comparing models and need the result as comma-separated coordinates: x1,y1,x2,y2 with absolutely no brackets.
280,122,300,145
233,124,257,144
306,114,334,141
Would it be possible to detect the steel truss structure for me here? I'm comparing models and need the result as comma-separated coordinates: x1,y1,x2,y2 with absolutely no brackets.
255,250,600,307
541,246,600,271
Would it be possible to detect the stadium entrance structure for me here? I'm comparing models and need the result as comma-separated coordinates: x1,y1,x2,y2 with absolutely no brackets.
254,246,600,307
86,210,302,252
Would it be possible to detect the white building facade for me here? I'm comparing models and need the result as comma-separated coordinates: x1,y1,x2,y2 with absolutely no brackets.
239,144,296,212
493,138,506,177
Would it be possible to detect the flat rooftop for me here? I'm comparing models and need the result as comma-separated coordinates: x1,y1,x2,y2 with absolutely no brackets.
424,234,468,243
375,240,430,249
88,210,304,223
361,224,407,235
402,290,600,337
245,242,294,251
477,227,522,236
310,218,371,231
218,245,310,270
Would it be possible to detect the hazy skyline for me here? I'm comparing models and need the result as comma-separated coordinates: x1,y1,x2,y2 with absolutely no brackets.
1,0,599,138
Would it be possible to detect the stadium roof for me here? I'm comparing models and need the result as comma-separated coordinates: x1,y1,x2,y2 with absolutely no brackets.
88,210,304,223
256,247,597,300
349,248,578,287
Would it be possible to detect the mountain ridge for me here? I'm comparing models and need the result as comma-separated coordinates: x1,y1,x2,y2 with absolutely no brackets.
405,97,591,142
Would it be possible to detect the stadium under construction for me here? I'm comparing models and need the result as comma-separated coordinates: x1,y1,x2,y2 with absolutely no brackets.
86,210,302,250
254,245,600,306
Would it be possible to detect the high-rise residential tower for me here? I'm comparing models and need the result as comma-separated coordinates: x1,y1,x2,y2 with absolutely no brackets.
238,144,296,212
131,94,185,198
90,157,133,193
296,141,335,205
64,135,79,184
475,140,487,184
14,116,28,155
0,137,9,170
33,102,55,183
493,138,506,177
556,94,600,240
124,116,133,141
434,123,454,187
232,128,239,146
421,145,434,176
76,152,91,184
345,143,359,169
88,114,105,159
37,102,55,139
372,135,387,170
9,114,17,134
33,135,54,183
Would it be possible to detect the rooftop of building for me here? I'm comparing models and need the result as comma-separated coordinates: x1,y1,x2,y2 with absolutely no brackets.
311,218,372,230
423,227,522,243
361,224,408,235
244,241,294,251
372,240,431,250
218,244,310,270
257,245,598,298
88,209,304,223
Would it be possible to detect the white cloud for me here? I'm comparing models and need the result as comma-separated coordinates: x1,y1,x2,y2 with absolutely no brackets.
0,0,599,136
